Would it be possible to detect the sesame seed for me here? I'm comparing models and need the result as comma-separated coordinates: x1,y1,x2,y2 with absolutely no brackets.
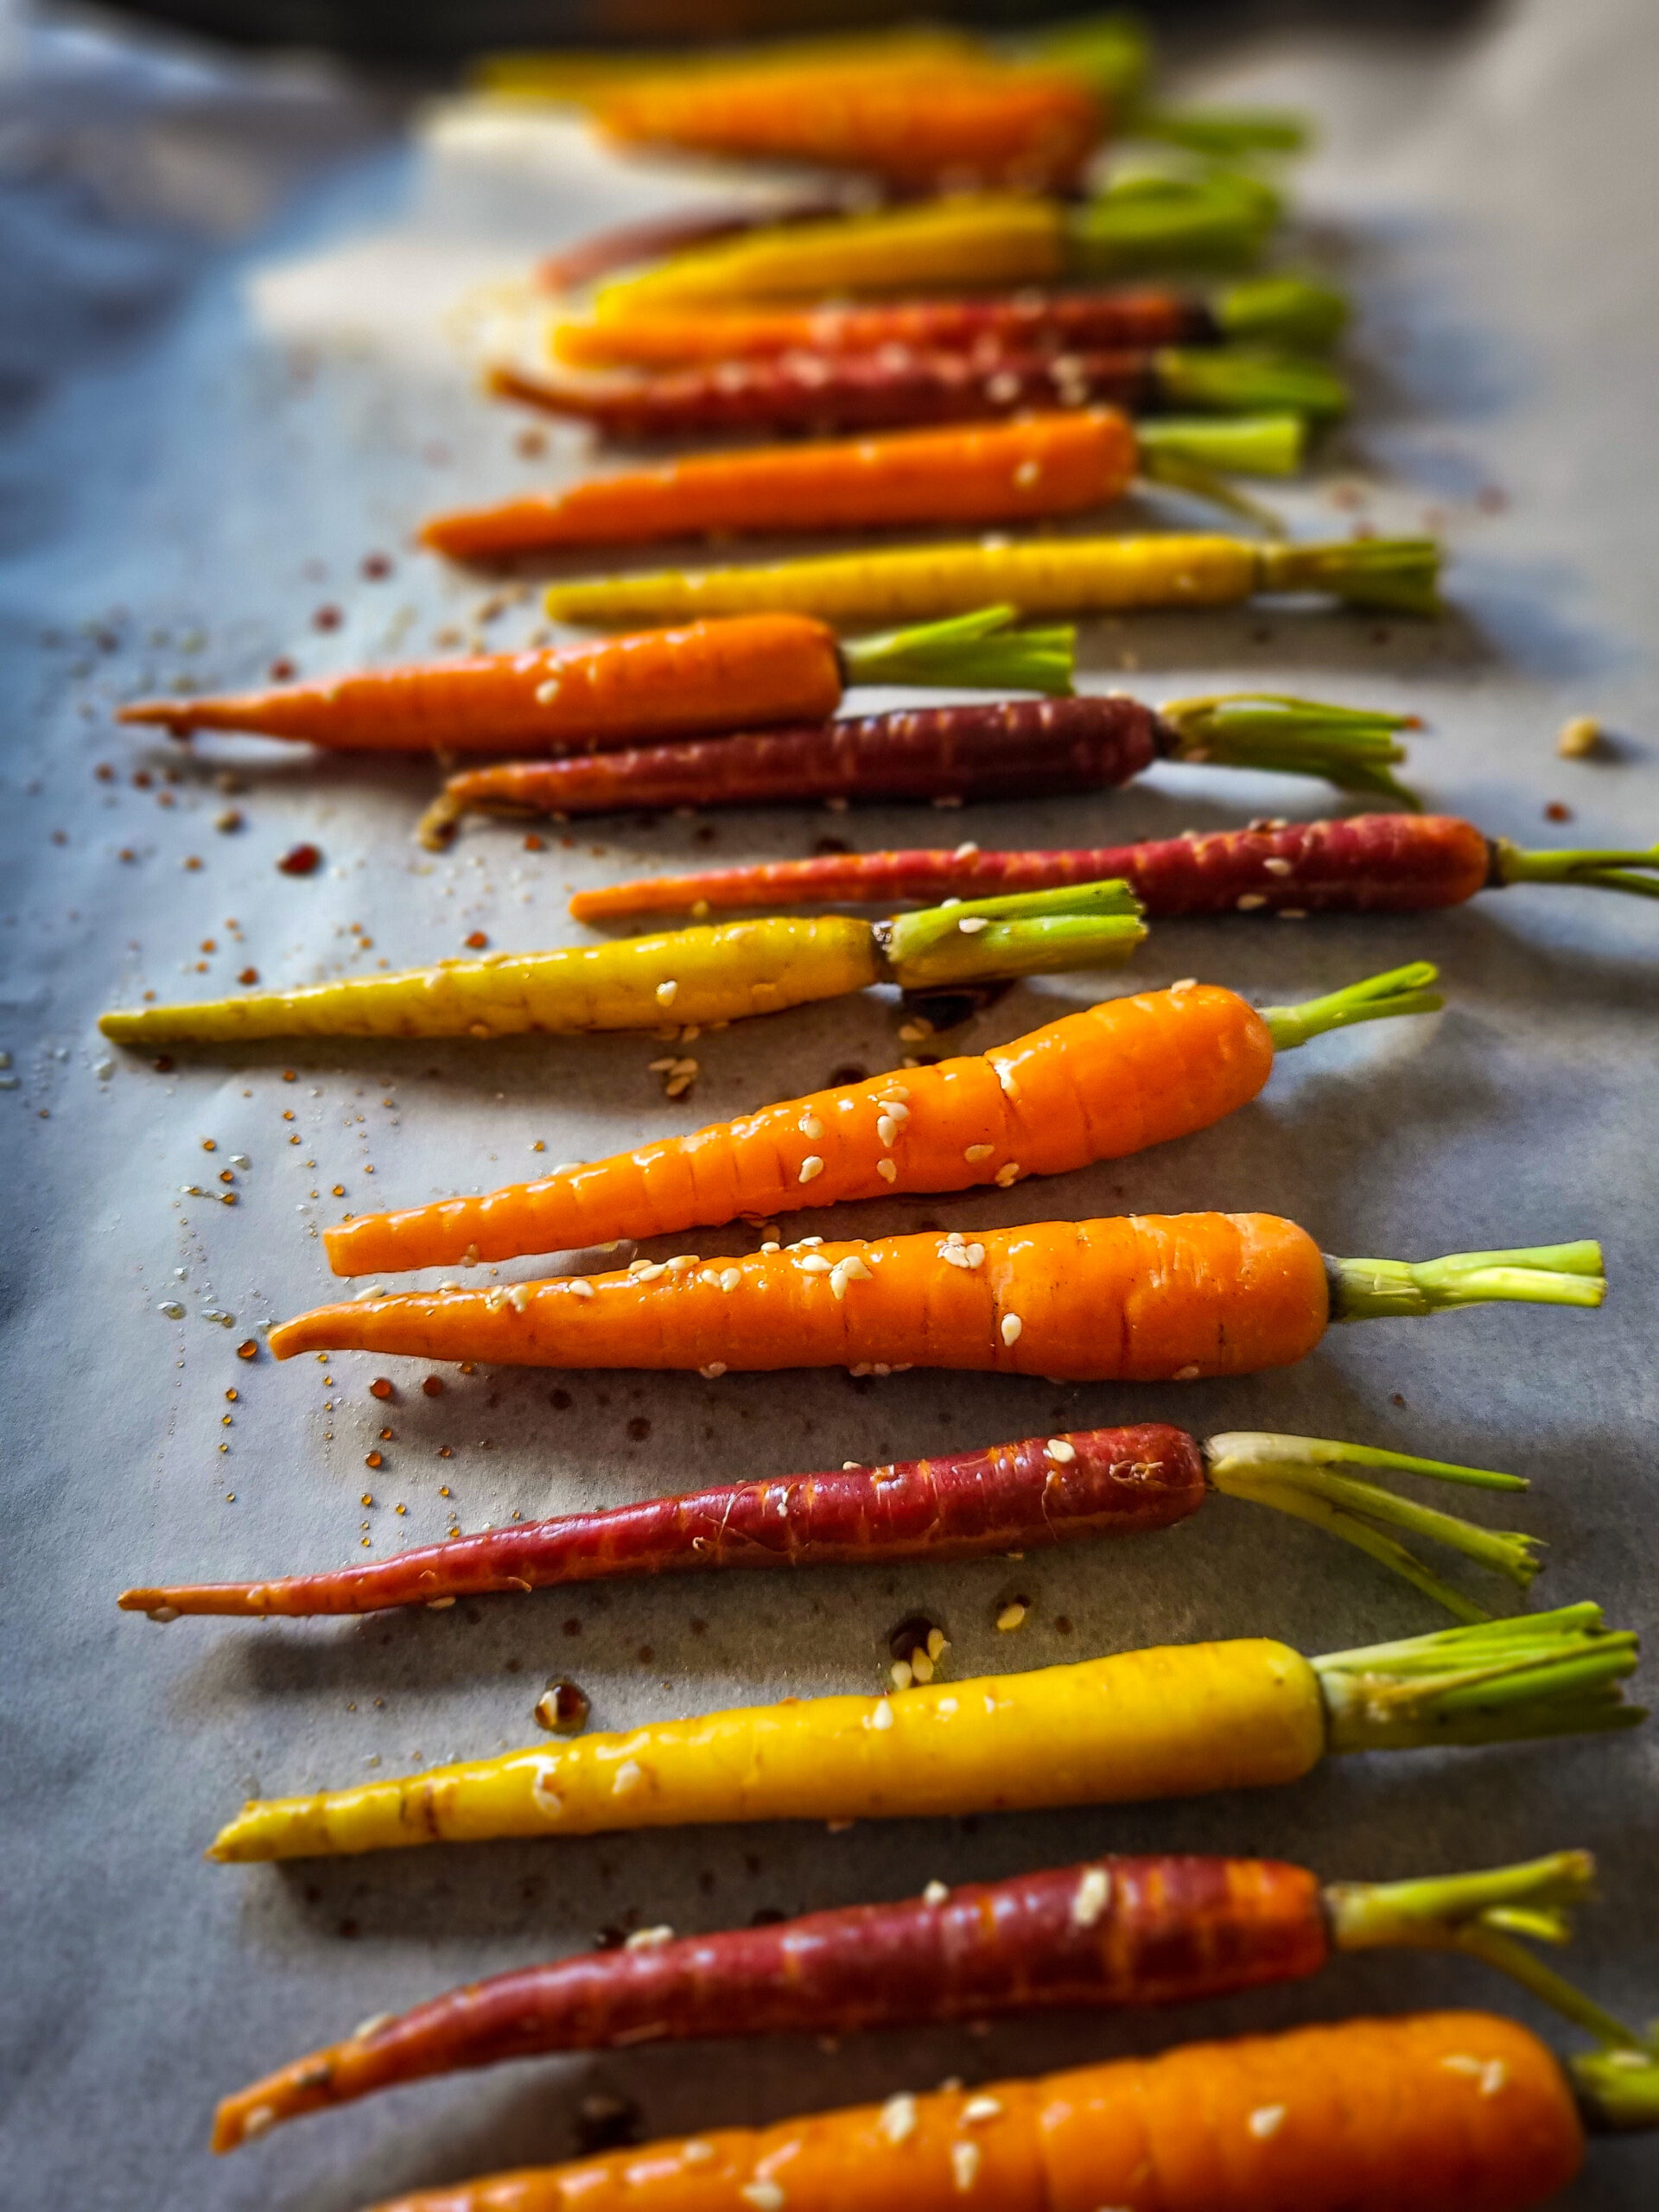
665,1254,698,1272
963,1144,994,1163
1169,977,1197,992
655,980,678,1005
240,2105,277,2141
962,2095,1002,2124
740,2183,785,2212
1557,714,1601,757
957,916,988,934
1071,1866,1112,1928
798,1253,832,1274
1481,2060,1508,2095
683,2142,715,2164
1000,1313,1022,1346
1262,857,1294,876
798,1115,823,1139
876,1159,898,1182
1046,1437,1077,1463
1014,461,1040,487
953,842,980,859
877,1116,897,1147
1247,2105,1286,2140
568,1279,594,1299
720,1268,742,1292
1236,893,1268,911
624,1925,674,1950
869,1698,894,1731
879,2093,918,2145
878,1096,910,1119
798,1155,824,1183
923,1880,949,1906
1278,907,1307,920
1173,1363,1200,1380
612,1759,645,1794
995,1601,1027,1631
698,1362,728,1379
951,2141,982,2192
890,1660,913,1690
633,1262,666,1283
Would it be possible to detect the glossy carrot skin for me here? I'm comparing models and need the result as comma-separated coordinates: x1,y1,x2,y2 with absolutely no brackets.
439,696,1165,826
115,614,843,753
537,201,847,293
494,346,1167,439
124,1424,1206,1618
211,1853,1322,2148
321,982,1270,1277
596,67,1103,192
269,1213,1331,1381
556,288,1212,368
359,2012,1582,2212
572,816,1497,923
422,412,1138,558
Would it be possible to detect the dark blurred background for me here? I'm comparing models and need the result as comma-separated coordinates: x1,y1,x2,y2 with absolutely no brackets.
107,2,1484,62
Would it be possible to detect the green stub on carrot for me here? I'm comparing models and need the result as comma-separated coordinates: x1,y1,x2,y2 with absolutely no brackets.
839,604,1076,696
1158,690,1421,803
881,878,1146,988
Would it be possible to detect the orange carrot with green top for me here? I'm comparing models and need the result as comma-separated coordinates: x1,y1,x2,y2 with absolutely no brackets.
327,2006,1659,2212
321,967,1441,1278
421,411,1302,561
114,607,1069,753
266,1215,1605,1379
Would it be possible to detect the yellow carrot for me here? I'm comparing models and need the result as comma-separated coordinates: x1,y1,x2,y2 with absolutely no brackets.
545,534,1442,629
205,1605,1638,1861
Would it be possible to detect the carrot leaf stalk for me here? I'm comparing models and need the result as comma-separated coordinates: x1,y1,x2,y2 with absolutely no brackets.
1260,534,1444,614
1574,2043,1659,2128
1064,169,1282,275
1022,12,1150,103
1204,1431,1536,1624
1155,347,1348,420
1494,839,1659,900
1133,105,1311,156
880,879,1146,988
1213,273,1348,349
1158,691,1421,804
1332,1849,1652,2063
1136,412,1306,480
1329,1241,1607,1320
838,603,1075,696
1259,961,1443,1050
1314,1603,1643,1753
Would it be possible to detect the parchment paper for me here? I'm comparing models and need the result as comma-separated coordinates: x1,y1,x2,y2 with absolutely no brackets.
2,3,1656,2205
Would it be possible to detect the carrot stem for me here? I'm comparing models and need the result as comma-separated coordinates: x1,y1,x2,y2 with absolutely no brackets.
1329,1241,1607,1320
1260,961,1443,1049
1156,348,1348,420
1021,12,1149,104
1259,535,1444,613
1205,1432,1538,1624
1494,839,1659,899
880,878,1145,988
1158,691,1420,803
839,604,1075,695
1314,1604,1643,1752
1213,274,1347,348
1137,412,1306,479
1133,105,1311,156
1573,2042,1659,2128
1063,170,1281,275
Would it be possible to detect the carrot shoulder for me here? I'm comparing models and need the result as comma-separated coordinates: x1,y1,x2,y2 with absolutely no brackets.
353,2012,1581,2212
324,982,1274,1275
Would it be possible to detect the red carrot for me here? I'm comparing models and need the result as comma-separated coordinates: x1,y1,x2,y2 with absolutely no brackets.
120,1423,1539,1625
420,694,1415,849
206,1847,1621,2155
564,816,1659,925
492,344,1344,442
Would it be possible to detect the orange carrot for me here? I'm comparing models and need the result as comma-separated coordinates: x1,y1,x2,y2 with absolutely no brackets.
595,62,1104,192
322,969,1438,1278
269,1217,1605,1380
352,2011,1596,2212
420,412,1141,560
111,607,1067,753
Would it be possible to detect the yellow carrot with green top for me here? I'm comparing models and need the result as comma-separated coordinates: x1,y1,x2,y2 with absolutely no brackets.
545,533,1443,630
97,878,1145,1046
206,1604,1639,1861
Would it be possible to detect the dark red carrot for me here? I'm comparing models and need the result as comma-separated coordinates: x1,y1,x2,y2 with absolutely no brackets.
119,1423,1538,1624
565,816,1659,925
420,694,1416,849
491,345,1344,441
207,1846,1620,2156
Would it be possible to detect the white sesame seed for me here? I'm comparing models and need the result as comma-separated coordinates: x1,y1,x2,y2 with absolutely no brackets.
1000,1313,1022,1346
698,1362,727,1378
240,2105,277,2141
353,2012,395,2042
1071,1866,1112,1928
1441,2054,1484,2076
655,979,679,1005
740,2182,785,2212
612,1760,645,1794
1173,1363,1200,1380
798,1155,824,1183
1046,1437,1077,1463
625,1925,674,1949
1014,461,1041,487
1169,977,1197,993
877,1159,898,1182
953,842,980,859
798,1253,832,1273
720,1268,742,1292
937,1695,958,1713
1262,856,1293,876
869,1698,894,1731
878,1097,910,1120
1236,893,1268,912
534,679,562,705
682,2141,715,2164
1248,2105,1286,2140
910,1651,934,1683
880,2094,918,2144
568,1278,594,1299
963,1144,994,1162
665,1254,698,1272
798,1115,823,1138
951,2140,982,2192
877,1115,898,1147
531,1767,564,1815
1481,2060,1508,2095
633,1262,666,1283
890,1659,913,1689
994,1160,1021,1187
962,2095,1002,2124
923,1880,949,1906
957,916,988,934
995,1601,1027,1631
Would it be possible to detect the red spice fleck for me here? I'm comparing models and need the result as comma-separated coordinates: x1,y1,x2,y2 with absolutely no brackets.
379,1427,394,1441
94,763,115,782
118,848,137,862
237,1338,257,1360
464,930,489,949
268,658,296,683
1545,800,1573,823
238,967,259,986
365,1451,384,1470
458,1361,476,1375
370,1377,394,1401
51,829,67,846
219,1168,235,1185
421,1375,444,1397
313,605,342,632
153,1056,174,1072
524,833,545,852
626,1415,652,1441
360,553,392,580
181,855,202,871
813,836,852,857
516,428,547,458
132,769,152,789
278,842,321,876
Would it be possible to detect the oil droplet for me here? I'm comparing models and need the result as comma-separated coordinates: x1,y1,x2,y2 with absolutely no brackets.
237,1338,257,1360
365,1452,383,1470
370,1377,393,1400
534,1678,591,1736
278,843,322,877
